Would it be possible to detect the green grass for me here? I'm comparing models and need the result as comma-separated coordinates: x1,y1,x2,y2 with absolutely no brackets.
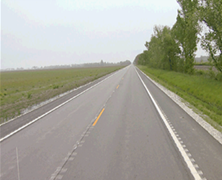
137,65,222,132
194,62,212,66
0,66,123,123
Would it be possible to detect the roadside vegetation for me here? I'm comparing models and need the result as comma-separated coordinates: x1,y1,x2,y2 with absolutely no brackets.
135,0,222,130
0,66,123,123
194,62,212,66
135,0,222,75
138,66,222,132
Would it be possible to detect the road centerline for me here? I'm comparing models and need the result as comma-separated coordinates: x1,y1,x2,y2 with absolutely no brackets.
93,108,105,126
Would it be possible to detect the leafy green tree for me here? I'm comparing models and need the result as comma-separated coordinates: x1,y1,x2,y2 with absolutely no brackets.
144,30,162,68
160,26,181,71
138,50,149,65
142,25,180,71
172,0,200,74
200,0,222,72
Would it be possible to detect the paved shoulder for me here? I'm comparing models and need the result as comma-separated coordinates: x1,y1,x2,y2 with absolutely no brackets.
137,67,222,180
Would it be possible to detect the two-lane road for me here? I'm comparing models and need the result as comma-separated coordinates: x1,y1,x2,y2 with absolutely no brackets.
1,65,221,180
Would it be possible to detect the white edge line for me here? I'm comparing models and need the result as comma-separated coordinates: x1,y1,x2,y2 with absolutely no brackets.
0,67,127,143
0,66,128,127
137,66,222,145
0,82,91,127
135,68,202,180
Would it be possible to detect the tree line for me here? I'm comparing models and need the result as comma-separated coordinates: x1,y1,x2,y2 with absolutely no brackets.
136,0,222,74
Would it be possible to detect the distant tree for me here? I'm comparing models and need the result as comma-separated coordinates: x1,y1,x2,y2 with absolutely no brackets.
199,0,222,72
138,50,150,65
120,60,131,66
100,60,104,66
133,54,142,65
139,25,180,71
145,26,163,68
158,26,181,71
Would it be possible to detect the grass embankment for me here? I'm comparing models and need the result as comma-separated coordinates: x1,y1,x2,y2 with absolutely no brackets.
0,66,123,123
138,65,222,132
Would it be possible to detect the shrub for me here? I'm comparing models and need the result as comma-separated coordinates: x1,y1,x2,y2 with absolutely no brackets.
27,93,32,99
195,70,205,75
52,85,59,89
215,73,222,82
207,70,216,79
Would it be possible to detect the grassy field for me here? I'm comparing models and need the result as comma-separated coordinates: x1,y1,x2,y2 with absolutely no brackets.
137,65,222,132
0,66,123,123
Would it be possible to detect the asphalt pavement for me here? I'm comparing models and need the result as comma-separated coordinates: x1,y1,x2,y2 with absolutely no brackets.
0,65,221,180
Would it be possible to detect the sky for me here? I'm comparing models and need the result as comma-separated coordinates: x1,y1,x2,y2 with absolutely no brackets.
1,0,207,69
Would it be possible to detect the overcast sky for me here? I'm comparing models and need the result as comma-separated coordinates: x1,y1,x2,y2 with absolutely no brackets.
1,0,207,69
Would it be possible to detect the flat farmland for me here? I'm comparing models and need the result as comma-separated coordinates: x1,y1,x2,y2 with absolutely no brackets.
0,66,123,123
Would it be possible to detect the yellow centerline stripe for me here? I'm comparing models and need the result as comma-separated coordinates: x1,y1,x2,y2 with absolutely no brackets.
116,85,119,89
93,108,105,126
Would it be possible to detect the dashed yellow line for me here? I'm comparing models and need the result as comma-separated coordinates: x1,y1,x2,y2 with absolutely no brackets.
93,108,105,126
116,85,119,89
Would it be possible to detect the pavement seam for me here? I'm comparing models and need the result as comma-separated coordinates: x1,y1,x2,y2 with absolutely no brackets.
50,67,130,180
49,117,94,180
159,105,207,180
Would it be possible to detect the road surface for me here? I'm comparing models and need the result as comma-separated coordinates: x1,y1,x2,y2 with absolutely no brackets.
0,65,221,180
